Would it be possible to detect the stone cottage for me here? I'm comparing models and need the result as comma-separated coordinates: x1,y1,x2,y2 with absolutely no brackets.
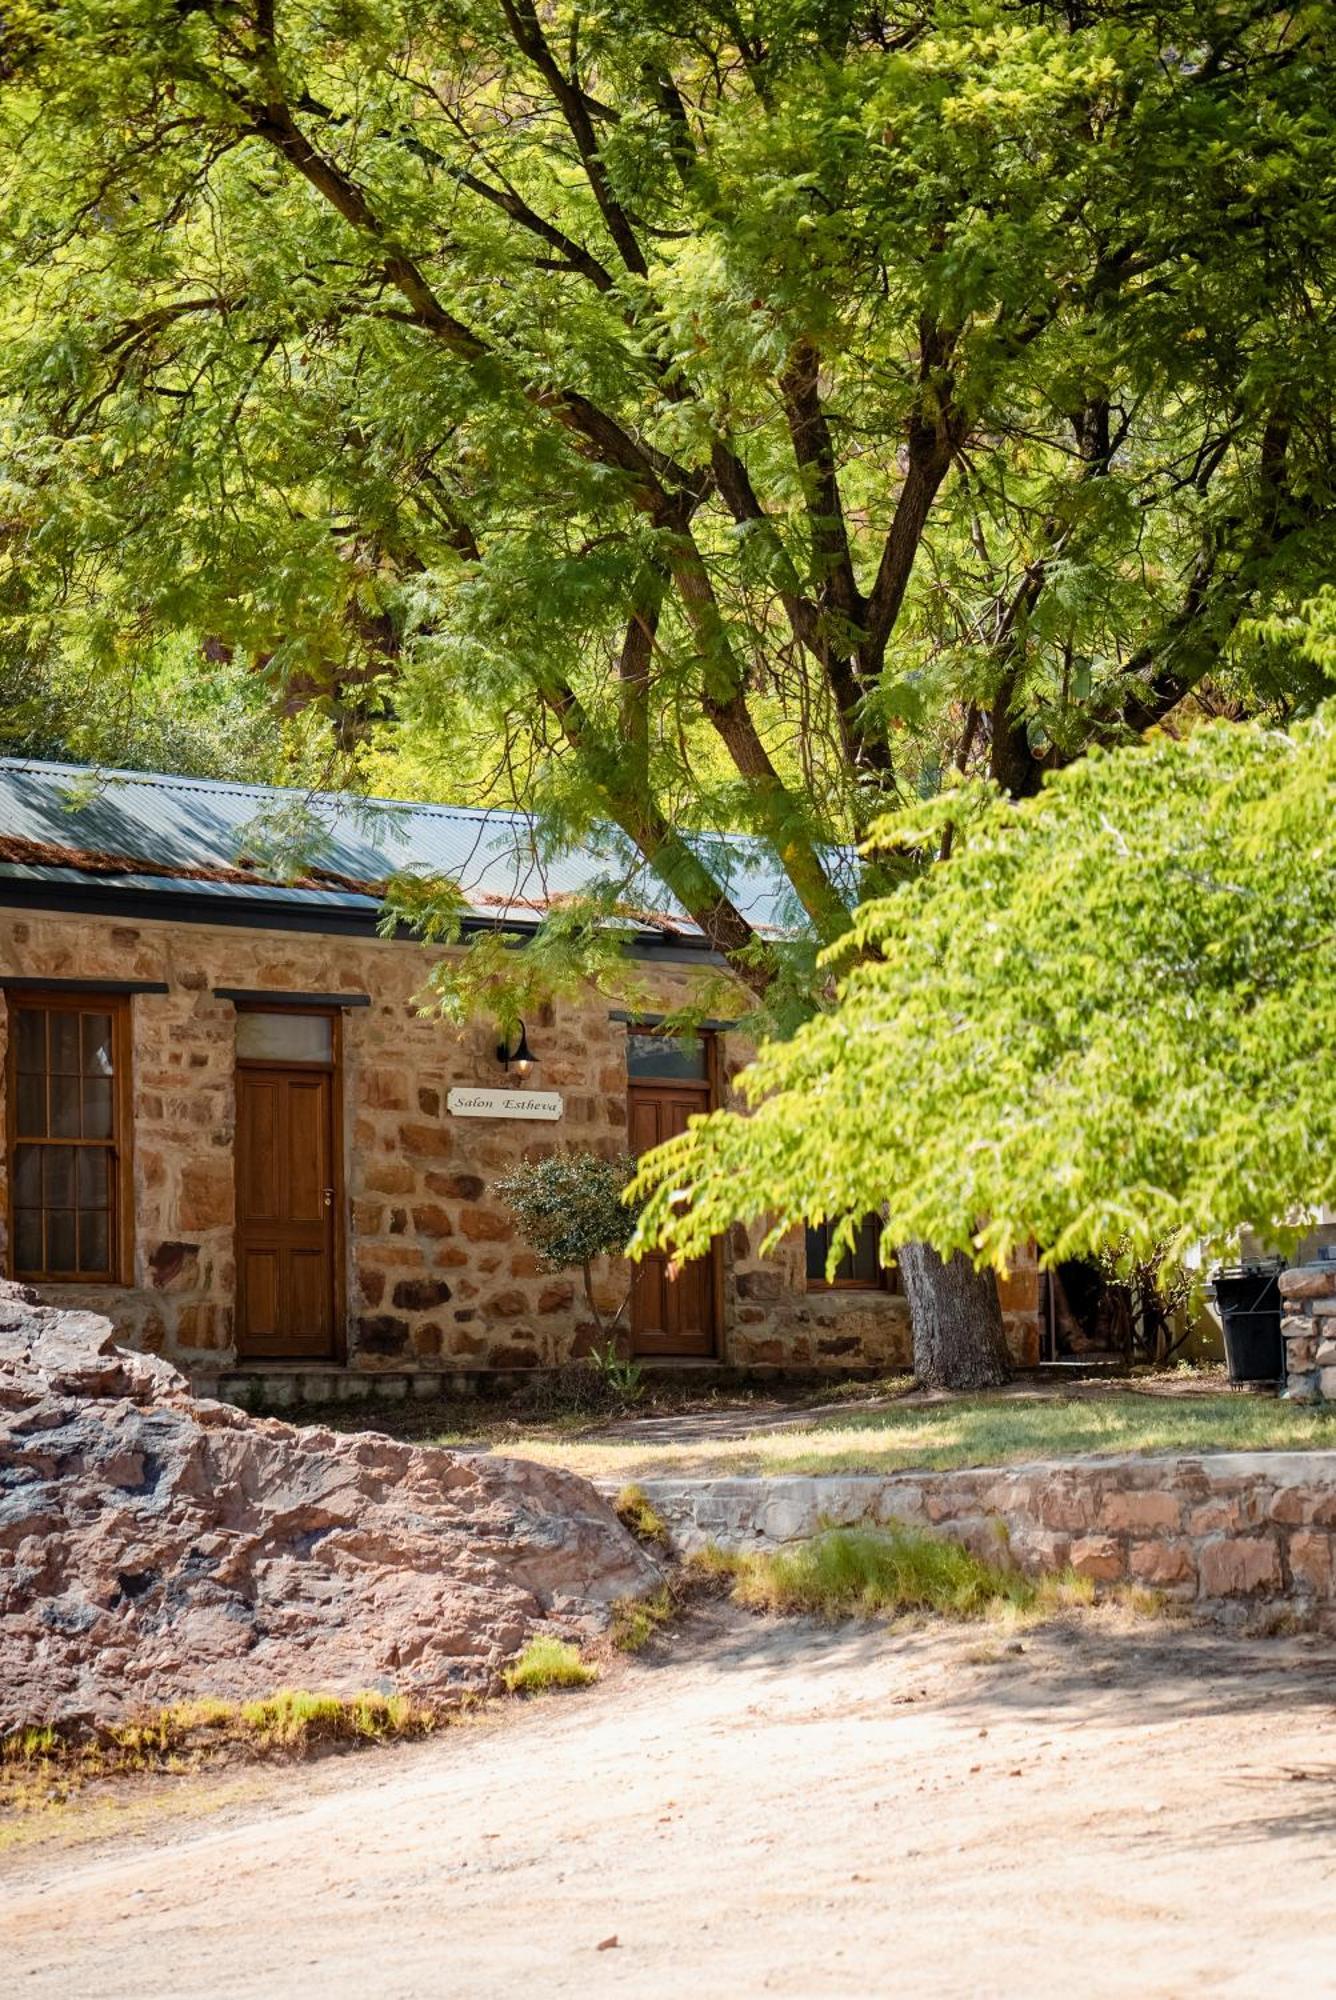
0,758,1040,1401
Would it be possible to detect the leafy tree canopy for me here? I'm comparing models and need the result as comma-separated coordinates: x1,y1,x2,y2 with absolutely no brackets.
629,705,1336,1275
2,0,1335,1031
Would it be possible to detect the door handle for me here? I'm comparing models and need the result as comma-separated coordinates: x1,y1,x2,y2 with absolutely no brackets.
323,1188,334,1208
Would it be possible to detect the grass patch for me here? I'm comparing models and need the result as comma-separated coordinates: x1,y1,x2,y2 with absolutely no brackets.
438,1390,1336,1483
0,1689,438,1823
691,1527,1187,1630
502,1636,599,1693
713,1526,1037,1620
614,1482,671,1547
609,1586,678,1653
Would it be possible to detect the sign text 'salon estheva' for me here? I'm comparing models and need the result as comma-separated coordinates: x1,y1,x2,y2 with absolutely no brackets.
446,1087,563,1122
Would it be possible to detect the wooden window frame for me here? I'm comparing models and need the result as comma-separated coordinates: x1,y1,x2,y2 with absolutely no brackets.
805,1214,898,1294
5,988,135,1286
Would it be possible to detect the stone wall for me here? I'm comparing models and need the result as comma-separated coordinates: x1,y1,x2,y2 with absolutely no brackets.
630,1451,1336,1614
0,908,1018,1380
1281,1256,1336,1402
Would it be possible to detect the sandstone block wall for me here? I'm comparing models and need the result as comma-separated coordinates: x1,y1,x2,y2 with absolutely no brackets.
632,1451,1336,1614
0,909,1018,1380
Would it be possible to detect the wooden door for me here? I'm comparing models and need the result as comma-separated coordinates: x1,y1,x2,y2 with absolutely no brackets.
628,1081,716,1357
235,1066,337,1360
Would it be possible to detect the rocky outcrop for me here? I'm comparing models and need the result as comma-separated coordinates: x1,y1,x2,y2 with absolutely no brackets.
0,1283,661,1731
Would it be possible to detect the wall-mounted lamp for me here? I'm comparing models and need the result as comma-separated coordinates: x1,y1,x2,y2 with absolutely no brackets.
496,1020,537,1081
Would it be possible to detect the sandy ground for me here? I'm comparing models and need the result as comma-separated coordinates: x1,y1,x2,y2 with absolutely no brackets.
5,1606,1336,2000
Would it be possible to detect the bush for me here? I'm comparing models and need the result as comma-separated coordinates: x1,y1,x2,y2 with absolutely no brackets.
494,1151,642,1269
495,1151,644,1356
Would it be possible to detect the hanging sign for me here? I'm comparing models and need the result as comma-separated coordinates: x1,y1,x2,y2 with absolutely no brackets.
446,1087,563,1122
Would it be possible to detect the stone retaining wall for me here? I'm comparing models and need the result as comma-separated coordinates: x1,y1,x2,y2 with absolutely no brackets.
1281,1260,1336,1402
630,1451,1336,1613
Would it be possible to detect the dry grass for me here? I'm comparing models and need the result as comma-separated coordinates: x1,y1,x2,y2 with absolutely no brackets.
614,1482,672,1547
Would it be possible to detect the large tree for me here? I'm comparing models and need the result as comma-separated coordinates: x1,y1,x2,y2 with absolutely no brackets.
3,0,1335,1380
629,702,1336,1300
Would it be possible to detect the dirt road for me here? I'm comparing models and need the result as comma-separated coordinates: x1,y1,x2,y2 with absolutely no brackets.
5,1608,1336,1999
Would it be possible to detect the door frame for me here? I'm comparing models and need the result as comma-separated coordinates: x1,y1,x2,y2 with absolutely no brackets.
626,1026,724,1360
233,1003,347,1364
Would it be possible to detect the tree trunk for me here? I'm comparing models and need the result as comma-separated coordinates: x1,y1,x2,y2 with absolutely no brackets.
897,1242,1012,1390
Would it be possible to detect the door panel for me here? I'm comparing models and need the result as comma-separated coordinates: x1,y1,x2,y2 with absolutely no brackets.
628,1081,717,1357
241,1248,281,1345
236,1062,337,1360
286,1077,328,1224
238,1078,280,1224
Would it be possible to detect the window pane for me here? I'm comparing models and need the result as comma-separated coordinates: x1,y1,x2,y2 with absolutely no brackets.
81,1078,113,1139
81,1013,114,1077
13,1207,42,1273
15,1009,45,1073
50,1013,80,1075
8,1000,124,1282
50,1074,81,1137
46,1209,76,1272
626,1031,707,1080
844,1215,883,1285
78,1208,110,1274
807,1213,883,1286
235,1011,332,1062
43,1148,74,1209
13,1145,41,1207
78,1149,109,1205
16,1071,46,1137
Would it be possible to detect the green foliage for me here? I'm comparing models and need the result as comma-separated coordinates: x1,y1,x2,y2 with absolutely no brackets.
2,0,1335,1026
495,1151,643,1269
631,709,1336,1274
502,1636,599,1693
587,1339,646,1405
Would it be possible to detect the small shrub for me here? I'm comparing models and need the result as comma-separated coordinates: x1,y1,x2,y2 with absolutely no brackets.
614,1483,670,1547
588,1339,645,1405
502,1636,599,1693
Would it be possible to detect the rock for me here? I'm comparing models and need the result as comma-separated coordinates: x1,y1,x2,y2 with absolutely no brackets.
1279,1268,1336,1301
0,1282,661,1732
1068,1535,1126,1582
1197,1536,1283,1598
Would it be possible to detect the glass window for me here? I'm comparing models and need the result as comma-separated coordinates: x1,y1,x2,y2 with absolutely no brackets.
626,1030,707,1081
806,1214,889,1290
10,998,125,1282
235,1011,333,1063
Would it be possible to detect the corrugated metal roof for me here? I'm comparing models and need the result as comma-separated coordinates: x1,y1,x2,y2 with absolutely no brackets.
0,758,803,939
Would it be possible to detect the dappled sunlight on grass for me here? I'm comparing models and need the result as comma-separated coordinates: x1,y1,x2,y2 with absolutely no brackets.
459,1392,1336,1483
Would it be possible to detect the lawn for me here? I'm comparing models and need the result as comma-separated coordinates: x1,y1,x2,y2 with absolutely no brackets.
317,1384,1336,1483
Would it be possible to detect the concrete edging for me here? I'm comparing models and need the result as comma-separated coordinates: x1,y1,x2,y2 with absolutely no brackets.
615,1452,1336,1612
